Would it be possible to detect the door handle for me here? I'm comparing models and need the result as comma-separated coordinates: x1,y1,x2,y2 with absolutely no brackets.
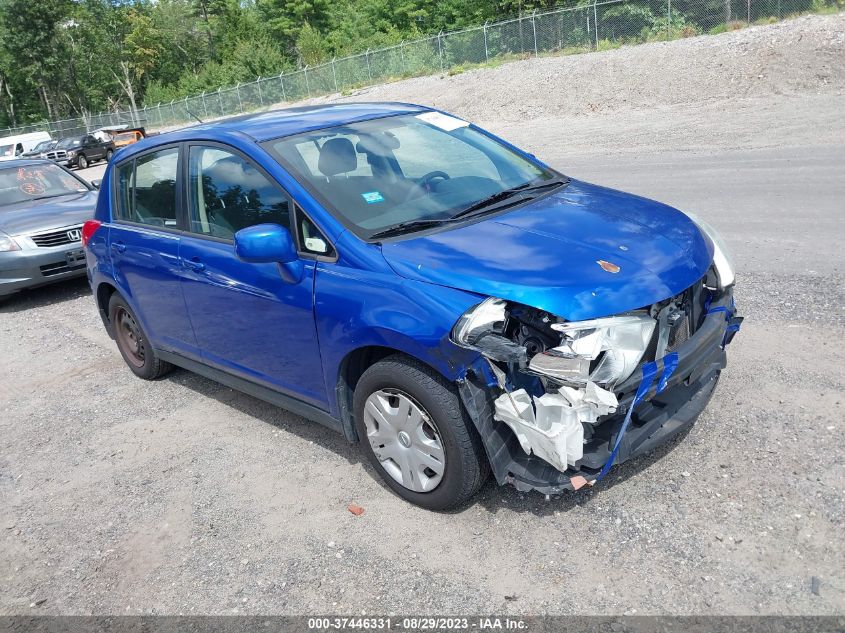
183,257,205,272
111,241,126,253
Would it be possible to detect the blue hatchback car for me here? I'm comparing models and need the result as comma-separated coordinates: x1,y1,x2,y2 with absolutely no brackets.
84,103,741,509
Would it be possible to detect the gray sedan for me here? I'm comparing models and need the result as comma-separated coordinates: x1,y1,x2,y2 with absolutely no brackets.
0,159,99,299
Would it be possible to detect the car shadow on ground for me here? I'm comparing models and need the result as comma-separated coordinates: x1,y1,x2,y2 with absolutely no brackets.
163,366,415,503
164,366,361,467
0,277,90,313
165,363,694,517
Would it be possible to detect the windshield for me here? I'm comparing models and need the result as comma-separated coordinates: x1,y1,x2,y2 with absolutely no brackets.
32,141,53,152
0,163,89,207
114,132,134,142
264,112,558,239
57,137,82,149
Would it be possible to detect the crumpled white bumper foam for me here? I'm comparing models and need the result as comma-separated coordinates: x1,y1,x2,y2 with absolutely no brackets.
493,383,618,473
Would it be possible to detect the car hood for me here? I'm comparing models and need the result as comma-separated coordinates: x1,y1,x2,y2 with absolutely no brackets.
0,191,98,236
380,179,713,321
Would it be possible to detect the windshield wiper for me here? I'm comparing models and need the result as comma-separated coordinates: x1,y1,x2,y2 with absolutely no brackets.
368,177,570,240
449,176,570,221
30,192,79,201
369,217,456,239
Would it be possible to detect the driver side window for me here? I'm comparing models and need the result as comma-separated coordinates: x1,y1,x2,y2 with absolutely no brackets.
187,146,291,240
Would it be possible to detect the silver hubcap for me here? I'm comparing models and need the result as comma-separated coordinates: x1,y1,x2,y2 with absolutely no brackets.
363,389,445,493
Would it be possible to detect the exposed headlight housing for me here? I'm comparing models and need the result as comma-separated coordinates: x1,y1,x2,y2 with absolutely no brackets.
451,297,507,346
685,212,735,289
0,232,20,252
453,297,656,389
541,314,656,387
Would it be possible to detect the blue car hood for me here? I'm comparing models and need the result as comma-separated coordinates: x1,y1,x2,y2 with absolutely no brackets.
0,191,98,236
380,180,713,320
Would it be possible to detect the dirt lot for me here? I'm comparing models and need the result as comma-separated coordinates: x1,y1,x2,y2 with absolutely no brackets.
2,14,844,615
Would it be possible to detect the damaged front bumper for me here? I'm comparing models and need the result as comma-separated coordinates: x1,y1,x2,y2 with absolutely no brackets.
457,289,741,494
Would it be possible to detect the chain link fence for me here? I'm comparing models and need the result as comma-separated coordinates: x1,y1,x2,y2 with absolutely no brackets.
1,0,837,139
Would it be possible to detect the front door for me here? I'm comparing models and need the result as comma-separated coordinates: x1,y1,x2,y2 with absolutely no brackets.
177,143,327,408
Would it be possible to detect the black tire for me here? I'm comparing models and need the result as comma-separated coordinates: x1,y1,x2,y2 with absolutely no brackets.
353,355,489,510
106,149,113,162
108,292,172,380
77,154,88,170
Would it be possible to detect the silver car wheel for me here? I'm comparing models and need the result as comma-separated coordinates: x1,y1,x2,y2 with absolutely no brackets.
363,389,445,493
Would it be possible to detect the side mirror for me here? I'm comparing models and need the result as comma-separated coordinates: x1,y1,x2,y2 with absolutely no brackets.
90,179,101,190
234,223,302,283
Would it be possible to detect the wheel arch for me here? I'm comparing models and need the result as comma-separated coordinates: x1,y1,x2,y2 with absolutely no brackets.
95,280,119,336
335,343,475,443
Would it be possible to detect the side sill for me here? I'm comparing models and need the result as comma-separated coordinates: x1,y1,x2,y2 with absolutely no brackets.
156,349,344,435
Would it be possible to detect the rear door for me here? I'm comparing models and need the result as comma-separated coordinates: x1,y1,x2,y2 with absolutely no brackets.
177,143,327,407
109,145,199,357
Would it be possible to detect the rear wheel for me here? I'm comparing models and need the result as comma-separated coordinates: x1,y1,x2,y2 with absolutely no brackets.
108,293,172,380
353,355,488,510
77,154,88,170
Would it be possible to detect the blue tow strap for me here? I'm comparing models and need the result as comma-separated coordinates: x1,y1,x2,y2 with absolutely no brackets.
708,296,742,347
706,305,731,317
593,352,679,483
657,352,678,393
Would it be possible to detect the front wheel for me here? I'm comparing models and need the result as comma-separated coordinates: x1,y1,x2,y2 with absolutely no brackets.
353,355,489,510
77,154,88,170
108,293,172,380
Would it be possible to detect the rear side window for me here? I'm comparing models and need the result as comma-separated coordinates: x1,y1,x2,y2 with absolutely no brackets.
187,145,290,240
114,147,179,228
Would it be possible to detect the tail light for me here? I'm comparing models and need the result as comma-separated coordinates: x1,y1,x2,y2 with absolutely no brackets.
81,219,102,247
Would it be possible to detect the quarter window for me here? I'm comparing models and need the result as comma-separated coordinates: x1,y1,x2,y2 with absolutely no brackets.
296,208,334,257
114,147,179,228
187,146,290,240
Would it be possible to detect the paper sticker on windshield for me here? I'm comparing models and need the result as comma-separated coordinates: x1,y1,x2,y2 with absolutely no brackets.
362,191,384,204
415,111,469,132
19,181,46,196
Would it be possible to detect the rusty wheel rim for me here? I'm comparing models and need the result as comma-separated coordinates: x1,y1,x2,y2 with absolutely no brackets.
115,307,145,368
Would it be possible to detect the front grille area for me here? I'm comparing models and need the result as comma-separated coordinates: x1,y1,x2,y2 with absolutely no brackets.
39,260,85,277
45,150,67,160
667,314,690,352
641,278,704,363
30,226,82,248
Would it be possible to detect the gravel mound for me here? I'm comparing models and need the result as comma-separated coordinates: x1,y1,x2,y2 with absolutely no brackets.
327,13,845,121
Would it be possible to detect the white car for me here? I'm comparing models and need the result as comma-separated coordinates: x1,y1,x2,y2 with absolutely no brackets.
0,131,53,162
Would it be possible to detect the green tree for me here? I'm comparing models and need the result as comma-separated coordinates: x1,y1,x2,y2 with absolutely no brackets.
257,0,330,49
0,0,73,122
296,22,328,65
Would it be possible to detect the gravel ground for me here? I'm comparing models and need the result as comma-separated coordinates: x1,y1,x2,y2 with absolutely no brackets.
2,14,844,616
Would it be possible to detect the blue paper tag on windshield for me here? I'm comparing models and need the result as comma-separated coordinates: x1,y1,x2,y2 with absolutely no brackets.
362,191,384,204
